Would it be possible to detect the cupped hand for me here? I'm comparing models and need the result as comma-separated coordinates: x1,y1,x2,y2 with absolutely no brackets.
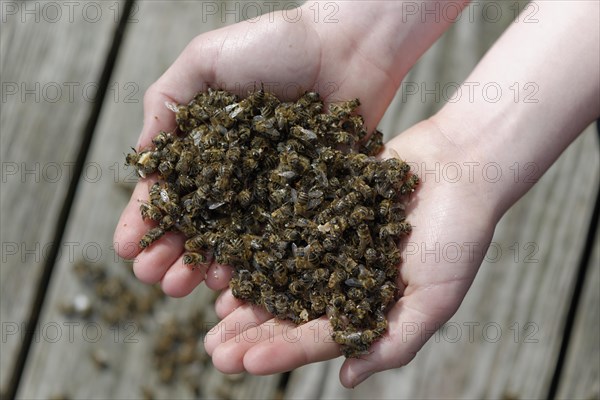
203,120,500,387
114,9,409,296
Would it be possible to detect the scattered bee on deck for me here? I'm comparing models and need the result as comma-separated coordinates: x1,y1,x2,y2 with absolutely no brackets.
124,87,418,357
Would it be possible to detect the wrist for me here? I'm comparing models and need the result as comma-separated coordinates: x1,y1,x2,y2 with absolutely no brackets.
300,1,471,85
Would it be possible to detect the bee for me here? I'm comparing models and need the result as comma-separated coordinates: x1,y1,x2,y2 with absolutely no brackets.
159,214,175,229
290,126,318,142
356,223,373,254
379,222,412,238
309,292,327,314
290,300,310,323
230,278,254,299
152,131,175,149
90,348,109,370
297,91,321,107
350,206,375,226
237,189,253,207
281,228,301,242
158,363,175,384
176,174,196,192
347,287,365,302
253,115,280,139
329,98,360,119
253,251,276,270
184,235,205,252
174,149,194,174
273,262,288,286
139,227,164,249
385,245,402,266
128,150,159,178
140,386,155,400
251,271,270,286
321,237,338,252
333,130,355,147
271,204,293,224
328,216,349,238
58,294,93,318
361,129,384,156
379,281,397,307
210,108,235,129
274,104,298,130
281,138,305,154
268,188,289,207
328,269,347,289
273,293,290,316
140,202,162,221
306,241,323,265
262,293,277,315
400,174,420,195
313,268,330,283
183,252,206,268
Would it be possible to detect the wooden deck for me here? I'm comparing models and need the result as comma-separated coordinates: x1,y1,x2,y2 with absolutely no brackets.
1,1,598,399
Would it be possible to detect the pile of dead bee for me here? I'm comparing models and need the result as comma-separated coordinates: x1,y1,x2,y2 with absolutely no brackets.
126,88,418,357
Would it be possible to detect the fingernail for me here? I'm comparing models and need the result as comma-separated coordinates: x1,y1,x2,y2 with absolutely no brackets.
352,371,372,387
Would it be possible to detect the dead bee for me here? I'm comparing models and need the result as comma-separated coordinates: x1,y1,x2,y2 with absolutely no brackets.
379,281,397,307
273,293,290,316
126,150,159,178
356,224,373,255
139,227,164,249
328,269,347,289
361,129,384,156
379,222,412,238
273,262,288,286
253,115,280,139
237,189,253,207
90,348,109,370
329,98,360,119
183,252,206,268
400,174,420,195
152,130,175,148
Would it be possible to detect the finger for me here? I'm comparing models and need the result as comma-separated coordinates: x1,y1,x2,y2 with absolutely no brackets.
113,178,159,259
211,318,295,374
160,253,209,297
205,263,233,291
133,232,185,284
242,317,341,375
204,303,273,356
339,295,445,388
215,289,244,319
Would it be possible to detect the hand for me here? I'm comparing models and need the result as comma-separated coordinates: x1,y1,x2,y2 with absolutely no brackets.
203,119,500,387
113,2,443,296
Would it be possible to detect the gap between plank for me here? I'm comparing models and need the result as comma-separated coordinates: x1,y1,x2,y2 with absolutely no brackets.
547,124,600,400
2,2,135,399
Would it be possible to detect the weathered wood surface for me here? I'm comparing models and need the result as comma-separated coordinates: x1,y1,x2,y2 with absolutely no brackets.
557,232,600,400
0,2,122,395
16,1,288,399
5,0,598,398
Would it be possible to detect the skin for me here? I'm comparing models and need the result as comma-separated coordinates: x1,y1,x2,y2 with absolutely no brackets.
114,1,599,388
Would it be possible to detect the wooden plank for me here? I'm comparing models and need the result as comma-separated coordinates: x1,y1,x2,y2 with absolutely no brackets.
556,229,600,399
0,2,122,395
16,1,292,399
